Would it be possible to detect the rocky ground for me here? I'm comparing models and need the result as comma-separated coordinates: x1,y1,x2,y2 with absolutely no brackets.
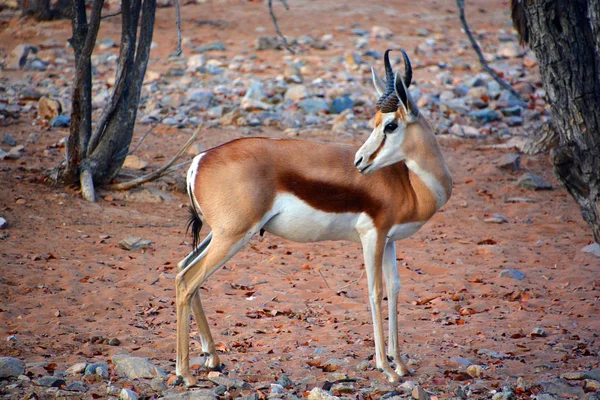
0,0,599,399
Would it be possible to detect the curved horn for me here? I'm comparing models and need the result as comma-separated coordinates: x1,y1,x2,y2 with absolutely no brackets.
383,49,395,94
400,49,412,88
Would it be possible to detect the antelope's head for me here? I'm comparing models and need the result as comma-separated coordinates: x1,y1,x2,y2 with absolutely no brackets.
354,49,420,174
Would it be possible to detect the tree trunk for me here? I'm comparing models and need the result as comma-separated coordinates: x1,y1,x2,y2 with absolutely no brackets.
53,0,156,197
512,0,600,243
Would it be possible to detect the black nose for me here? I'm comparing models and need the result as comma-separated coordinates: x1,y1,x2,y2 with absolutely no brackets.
354,156,363,167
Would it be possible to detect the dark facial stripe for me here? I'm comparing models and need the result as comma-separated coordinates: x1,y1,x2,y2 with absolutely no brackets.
368,134,386,163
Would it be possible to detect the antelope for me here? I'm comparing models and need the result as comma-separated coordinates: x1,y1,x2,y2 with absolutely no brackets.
175,49,452,385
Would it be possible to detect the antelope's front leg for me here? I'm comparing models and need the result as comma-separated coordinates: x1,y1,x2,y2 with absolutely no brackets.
382,242,410,377
360,232,400,383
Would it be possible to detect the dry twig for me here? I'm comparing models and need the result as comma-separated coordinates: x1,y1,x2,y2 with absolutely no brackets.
174,0,183,56
268,0,295,54
456,0,526,103
104,124,202,191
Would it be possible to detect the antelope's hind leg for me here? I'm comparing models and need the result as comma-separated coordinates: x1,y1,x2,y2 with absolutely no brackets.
382,242,410,377
175,230,257,387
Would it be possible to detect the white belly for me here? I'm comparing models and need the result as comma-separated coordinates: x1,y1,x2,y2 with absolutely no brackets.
263,193,362,242
387,221,426,241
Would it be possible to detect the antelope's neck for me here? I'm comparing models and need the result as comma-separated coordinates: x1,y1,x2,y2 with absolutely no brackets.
404,148,452,217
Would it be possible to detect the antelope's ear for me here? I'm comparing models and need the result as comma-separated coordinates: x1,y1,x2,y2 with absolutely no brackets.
394,70,419,121
371,66,386,97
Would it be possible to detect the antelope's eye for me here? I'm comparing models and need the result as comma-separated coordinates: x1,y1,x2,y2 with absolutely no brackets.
384,122,398,133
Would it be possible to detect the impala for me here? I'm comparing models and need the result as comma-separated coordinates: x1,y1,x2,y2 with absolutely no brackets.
175,49,452,384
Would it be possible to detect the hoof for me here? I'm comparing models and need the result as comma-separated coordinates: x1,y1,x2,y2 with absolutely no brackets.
204,354,222,370
180,374,197,388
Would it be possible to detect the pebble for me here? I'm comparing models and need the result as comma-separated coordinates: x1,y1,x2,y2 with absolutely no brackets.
477,348,510,359
496,153,521,170
151,376,167,392
517,173,553,190
277,374,294,388
112,354,167,379
65,381,88,392
330,95,354,114
193,41,226,53
118,237,152,251
499,269,526,280
0,217,8,229
466,364,484,378
298,98,329,114
284,85,309,102
506,116,524,126
307,387,340,400
412,385,430,400
469,108,500,123
120,388,139,400
497,42,524,58
37,375,66,387
539,379,585,398
581,243,600,258
66,362,87,375
501,106,522,116
356,360,370,371
531,327,547,337
207,375,249,390
255,36,284,51
484,214,508,224
3,134,17,146
0,357,25,378
122,155,149,170
50,115,71,127
371,26,393,39
6,44,38,70
84,362,109,378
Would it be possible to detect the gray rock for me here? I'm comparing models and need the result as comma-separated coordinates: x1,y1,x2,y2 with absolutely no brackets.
161,389,218,399
469,108,500,123
193,41,226,53
497,42,524,58
120,388,139,400
255,36,283,51
531,327,547,337
213,385,226,395
416,28,430,37
492,390,514,400
501,106,523,116
371,26,393,39
118,237,153,251
484,214,508,224
207,375,249,390
66,362,87,375
499,269,525,280
560,371,587,380
298,98,328,114
0,357,25,378
151,376,167,392
277,374,294,388
97,38,116,50
284,85,309,102
496,153,521,171
581,243,600,258
356,360,370,371
517,173,553,190
123,155,148,170
506,116,524,126
84,362,109,378
0,145,24,160
498,90,526,107
477,348,510,359
241,82,271,111
37,375,66,387
112,354,167,379
50,115,71,127
3,134,17,146
207,106,224,118
0,217,8,229
539,379,585,398
330,95,354,114
65,381,88,392
187,90,214,109
452,356,473,367
237,394,260,400
307,387,340,400
412,385,430,400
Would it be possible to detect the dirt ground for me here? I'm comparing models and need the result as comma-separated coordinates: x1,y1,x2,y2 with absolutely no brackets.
0,0,599,399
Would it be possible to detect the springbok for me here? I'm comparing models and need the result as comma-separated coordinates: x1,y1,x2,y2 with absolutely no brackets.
175,49,452,384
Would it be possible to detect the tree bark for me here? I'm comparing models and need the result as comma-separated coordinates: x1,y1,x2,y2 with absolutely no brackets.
512,0,600,243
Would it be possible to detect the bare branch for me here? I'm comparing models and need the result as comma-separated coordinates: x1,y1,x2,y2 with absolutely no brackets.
103,124,202,191
101,10,122,19
127,118,162,156
456,0,526,103
268,0,295,54
81,0,106,59
174,0,182,56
